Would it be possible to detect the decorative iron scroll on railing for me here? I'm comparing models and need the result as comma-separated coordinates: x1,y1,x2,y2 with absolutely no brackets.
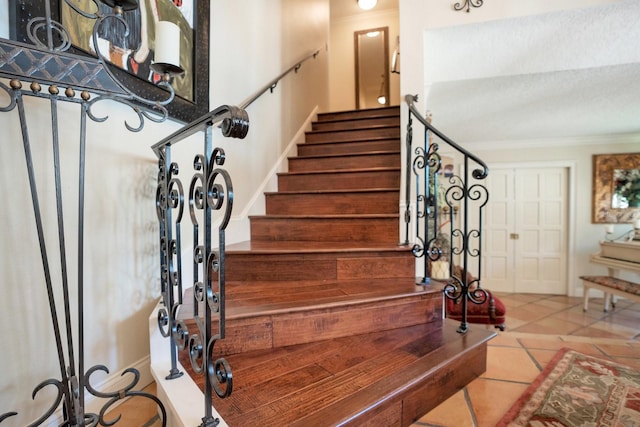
152,106,249,427
403,94,490,333
0,0,188,424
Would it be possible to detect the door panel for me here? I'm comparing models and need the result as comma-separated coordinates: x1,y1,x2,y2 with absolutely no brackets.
481,166,568,294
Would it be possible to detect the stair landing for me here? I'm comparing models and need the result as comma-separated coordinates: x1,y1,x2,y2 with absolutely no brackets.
179,318,494,426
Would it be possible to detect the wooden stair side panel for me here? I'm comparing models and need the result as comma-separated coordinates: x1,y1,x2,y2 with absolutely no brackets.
249,216,401,243
297,139,400,157
288,152,400,172
277,168,401,191
265,190,399,215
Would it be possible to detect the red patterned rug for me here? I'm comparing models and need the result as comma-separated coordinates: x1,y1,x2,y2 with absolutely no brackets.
497,348,640,426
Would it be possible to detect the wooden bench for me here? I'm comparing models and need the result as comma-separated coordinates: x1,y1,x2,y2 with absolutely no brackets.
580,275,640,312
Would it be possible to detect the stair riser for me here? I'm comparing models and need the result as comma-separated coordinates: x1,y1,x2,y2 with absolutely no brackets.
265,191,399,215
317,107,400,122
305,127,400,143
194,293,443,356
311,116,400,132
250,217,400,242
288,153,400,172
278,170,400,191
297,139,399,156
223,252,415,281
399,344,488,426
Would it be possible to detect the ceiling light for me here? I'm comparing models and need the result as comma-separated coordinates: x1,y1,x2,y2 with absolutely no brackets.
357,0,377,11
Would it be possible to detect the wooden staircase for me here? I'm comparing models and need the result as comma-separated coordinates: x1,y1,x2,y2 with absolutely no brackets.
178,106,495,426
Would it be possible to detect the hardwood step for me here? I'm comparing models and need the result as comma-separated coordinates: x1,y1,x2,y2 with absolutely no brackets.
297,138,400,156
311,115,400,132
317,106,400,122
288,152,400,172
180,278,442,355
249,215,401,242
180,320,495,426
277,168,400,191
305,126,400,143
223,241,415,281
265,189,399,215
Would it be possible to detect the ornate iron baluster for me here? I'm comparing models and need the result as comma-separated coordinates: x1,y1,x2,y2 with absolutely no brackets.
404,94,489,333
153,106,248,426
1,0,186,423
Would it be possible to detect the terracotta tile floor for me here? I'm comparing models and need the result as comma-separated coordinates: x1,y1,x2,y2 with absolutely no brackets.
111,293,640,426
412,292,640,427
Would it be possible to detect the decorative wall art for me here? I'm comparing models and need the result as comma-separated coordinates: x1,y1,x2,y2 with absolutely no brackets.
592,152,640,223
9,0,210,123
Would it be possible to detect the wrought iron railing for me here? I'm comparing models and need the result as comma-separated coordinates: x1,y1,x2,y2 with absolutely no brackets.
403,94,490,333
0,0,180,423
152,106,248,427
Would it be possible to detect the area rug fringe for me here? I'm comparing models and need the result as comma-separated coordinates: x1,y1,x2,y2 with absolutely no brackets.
496,347,640,427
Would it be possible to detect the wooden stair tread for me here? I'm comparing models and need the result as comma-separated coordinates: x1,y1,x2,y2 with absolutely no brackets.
300,137,399,146
278,166,400,176
292,150,399,160
182,321,494,426
264,188,397,195
180,278,442,320
249,213,399,219
225,240,411,253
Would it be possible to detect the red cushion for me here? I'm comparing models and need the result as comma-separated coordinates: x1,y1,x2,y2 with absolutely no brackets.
446,291,506,325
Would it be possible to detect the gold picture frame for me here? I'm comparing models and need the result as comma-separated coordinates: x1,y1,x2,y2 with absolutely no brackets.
592,152,640,223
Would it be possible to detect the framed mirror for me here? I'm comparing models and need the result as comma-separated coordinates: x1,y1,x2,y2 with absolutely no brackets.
592,152,640,223
354,26,389,109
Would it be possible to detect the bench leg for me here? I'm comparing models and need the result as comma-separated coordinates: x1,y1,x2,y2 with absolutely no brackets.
583,286,590,312
604,293,611,312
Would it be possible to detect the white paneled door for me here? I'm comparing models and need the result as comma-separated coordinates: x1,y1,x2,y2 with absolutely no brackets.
481,166,568,294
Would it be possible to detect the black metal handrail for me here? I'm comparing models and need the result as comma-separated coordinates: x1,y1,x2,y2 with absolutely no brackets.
403,94,490,333
238,48,322,109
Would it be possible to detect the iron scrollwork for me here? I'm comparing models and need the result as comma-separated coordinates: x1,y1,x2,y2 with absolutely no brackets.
154,105,248,426
0,0,190,423
403,94,489,333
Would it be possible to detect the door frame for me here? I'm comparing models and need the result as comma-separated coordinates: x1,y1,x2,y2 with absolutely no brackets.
484,160,577,296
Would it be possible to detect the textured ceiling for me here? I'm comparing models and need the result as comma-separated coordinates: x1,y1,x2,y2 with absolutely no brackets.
424,0,640,143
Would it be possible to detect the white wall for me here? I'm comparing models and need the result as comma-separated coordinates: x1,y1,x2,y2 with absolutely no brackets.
329,6,399,111
210,0,330,241
0,0,329,423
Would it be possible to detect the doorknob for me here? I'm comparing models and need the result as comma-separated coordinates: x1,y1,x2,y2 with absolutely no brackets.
510,233,520,240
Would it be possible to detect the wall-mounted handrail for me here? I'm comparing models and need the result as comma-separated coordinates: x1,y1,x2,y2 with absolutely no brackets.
239,48,322,110
403,94,490,334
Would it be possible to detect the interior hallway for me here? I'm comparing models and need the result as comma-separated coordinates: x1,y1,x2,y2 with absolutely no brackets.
110,293,640,426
